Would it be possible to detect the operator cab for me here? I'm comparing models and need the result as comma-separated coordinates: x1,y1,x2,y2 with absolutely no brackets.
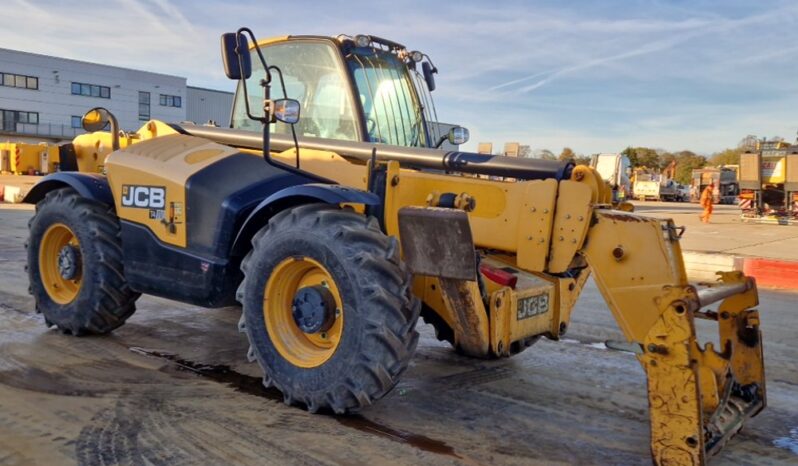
230,34,467,150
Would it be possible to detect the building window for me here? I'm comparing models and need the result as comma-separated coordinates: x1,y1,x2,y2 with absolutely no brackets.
138,91,151,120
71,82,111,99
17,111,38,124
159,94,181,108
71,115,82,128
0,109,39,131
0,72,38,90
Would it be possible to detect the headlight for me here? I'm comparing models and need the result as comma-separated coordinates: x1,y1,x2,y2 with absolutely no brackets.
410,50,423,62
354,34,371,48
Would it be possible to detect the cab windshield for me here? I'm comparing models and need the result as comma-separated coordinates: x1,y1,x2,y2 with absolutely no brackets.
347,48,428,147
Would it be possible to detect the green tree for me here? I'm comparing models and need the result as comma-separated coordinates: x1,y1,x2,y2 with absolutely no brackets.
659,151,676,170
574,155,592,166
635,147,660,169
709,148,741,166
672,151,706,185
738,135,758,150
621,146,637,167
559,147,575,161
535,149,556,160
621,147,660,169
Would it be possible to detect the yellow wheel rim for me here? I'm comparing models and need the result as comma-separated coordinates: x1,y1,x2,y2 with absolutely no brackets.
38,223,82,304
264,257,344,368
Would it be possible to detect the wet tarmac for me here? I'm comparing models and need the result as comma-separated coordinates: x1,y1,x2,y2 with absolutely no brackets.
1,206,797,465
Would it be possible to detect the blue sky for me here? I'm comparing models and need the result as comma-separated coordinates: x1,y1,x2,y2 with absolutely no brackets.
3,0,797,154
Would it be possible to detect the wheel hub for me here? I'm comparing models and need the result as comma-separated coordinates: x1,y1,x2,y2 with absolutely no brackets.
57,245,81,280
291,285,336,334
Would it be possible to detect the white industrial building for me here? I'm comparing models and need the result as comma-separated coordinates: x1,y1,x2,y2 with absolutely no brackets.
187,86,233,126
0,48,233,142
0,48,461,151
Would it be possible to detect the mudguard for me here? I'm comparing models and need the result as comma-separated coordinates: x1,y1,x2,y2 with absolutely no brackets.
231,183,379,256
22,172,114,206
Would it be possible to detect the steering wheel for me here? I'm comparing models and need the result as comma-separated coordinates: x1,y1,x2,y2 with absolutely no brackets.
366,117,378,138
298,116,323,138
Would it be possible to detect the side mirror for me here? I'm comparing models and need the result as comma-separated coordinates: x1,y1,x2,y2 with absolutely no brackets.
422,61,436,92
433,125,470,149
81,107,111,132
221,32,251,80
81,107,120,151
273,99,300,125
448,126,469,146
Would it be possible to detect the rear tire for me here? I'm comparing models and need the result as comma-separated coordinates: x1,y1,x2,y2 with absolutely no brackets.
238,204,420,413
26,188,139,335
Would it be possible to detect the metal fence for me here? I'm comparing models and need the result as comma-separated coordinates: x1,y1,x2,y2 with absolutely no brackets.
3,122,83,139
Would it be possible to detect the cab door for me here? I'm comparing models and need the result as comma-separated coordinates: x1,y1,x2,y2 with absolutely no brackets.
230,38,364,143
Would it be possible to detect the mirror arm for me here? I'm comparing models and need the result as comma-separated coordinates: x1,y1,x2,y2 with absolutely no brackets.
235,30,267,124
233,28,278,168
229,28,305,176
261,83,272,166
107,112,120,151
238,27,271,83
269,65,301,169
423,54,439,74
434,134,448,149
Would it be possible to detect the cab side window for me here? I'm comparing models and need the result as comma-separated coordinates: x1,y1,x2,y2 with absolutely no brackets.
231,41,359,142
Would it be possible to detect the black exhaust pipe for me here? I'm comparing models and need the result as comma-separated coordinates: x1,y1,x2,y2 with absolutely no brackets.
177,123,573,181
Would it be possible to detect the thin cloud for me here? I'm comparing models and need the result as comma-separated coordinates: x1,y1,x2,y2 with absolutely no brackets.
490,4,797,95
0,0,795,154
488,69,555,92
150,0,197,32
518,35,691,93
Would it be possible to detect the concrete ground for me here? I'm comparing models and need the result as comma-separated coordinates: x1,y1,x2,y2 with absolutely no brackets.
632,201,798,261
1,206,797,465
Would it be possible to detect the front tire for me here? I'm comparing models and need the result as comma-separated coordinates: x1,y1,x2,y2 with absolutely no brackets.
238,204,420,413
26,188,139,335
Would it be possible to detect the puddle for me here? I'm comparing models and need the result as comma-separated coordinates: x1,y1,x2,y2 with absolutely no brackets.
586,342,608,350
336,415,461,459
129,346,283,401
773,427,798,455
129,347,462,459
561,338,609,351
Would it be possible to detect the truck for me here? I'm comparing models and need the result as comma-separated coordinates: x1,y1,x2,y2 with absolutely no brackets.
633,172,684,202
590,153,631,202
738,138,798,224
690,167,739,205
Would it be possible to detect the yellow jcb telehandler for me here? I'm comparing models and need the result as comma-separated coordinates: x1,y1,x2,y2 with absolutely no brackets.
23,28,765,465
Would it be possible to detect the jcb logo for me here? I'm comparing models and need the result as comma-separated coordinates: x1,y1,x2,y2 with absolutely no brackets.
517,293,549,320
121,185,166,209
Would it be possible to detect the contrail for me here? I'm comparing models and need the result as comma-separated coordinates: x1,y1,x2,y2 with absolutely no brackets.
487,69,555,92
492,4,796,94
